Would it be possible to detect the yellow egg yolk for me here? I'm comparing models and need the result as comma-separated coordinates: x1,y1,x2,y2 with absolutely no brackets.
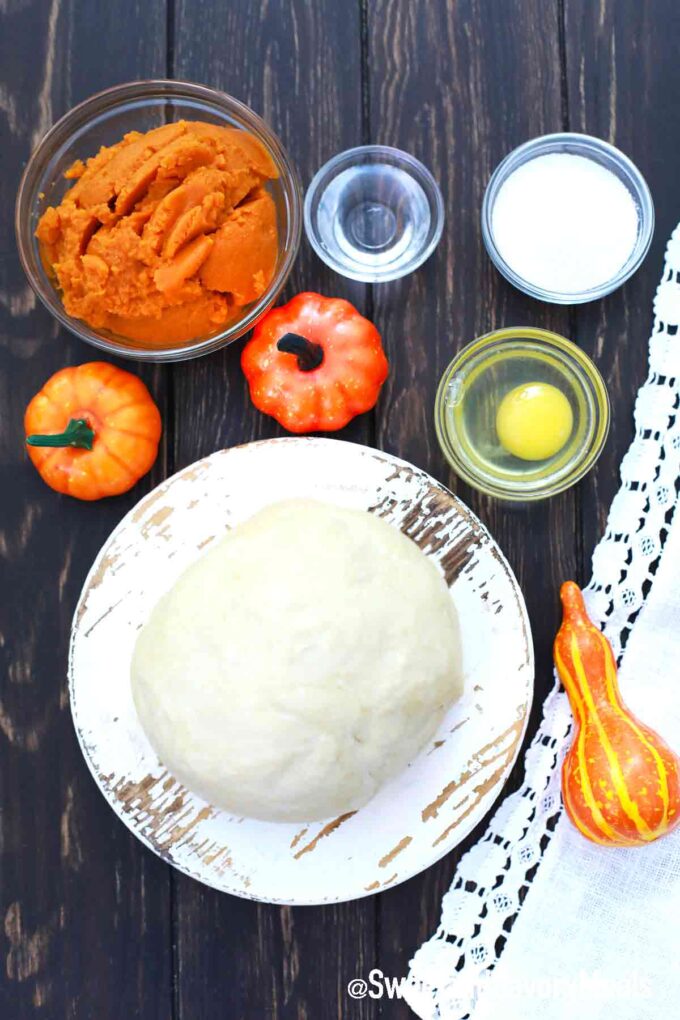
496,382,573,461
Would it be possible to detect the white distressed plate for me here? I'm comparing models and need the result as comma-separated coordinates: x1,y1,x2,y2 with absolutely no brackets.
69,438,533,904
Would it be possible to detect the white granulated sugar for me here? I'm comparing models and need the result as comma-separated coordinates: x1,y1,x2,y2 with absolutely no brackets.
491,152,639,294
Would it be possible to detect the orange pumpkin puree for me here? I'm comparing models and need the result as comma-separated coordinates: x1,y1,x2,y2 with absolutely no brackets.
36,121,279,345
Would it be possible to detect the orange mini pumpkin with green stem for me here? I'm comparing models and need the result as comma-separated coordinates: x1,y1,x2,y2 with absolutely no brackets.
25,362,162,501
555,581,680,846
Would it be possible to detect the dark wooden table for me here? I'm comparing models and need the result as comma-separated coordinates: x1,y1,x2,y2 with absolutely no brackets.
2,1,679,1016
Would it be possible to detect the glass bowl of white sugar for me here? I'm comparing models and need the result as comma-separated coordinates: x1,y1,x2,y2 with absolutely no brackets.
481,133,654,304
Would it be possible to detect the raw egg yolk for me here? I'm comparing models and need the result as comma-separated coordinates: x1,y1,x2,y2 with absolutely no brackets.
496,382,573,461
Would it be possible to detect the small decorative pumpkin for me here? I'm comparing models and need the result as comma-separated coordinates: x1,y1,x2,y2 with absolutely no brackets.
555,581,680,846
241,291,388,433
25,362,162,501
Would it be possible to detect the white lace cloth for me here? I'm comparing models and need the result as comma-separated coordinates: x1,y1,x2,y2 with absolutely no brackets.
404,225,680,1020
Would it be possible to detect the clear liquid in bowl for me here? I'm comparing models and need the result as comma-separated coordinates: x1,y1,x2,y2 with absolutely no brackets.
304,146,444,282
316,163,432,275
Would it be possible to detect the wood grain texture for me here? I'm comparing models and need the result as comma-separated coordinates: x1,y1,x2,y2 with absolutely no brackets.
171,0,371,469
2,0,677,1017
563,0,680,563
170,3,375,1018
0,1,172,1017
364,4,576,1009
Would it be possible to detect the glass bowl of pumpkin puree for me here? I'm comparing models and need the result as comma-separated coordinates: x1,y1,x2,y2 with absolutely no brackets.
16,80,302,362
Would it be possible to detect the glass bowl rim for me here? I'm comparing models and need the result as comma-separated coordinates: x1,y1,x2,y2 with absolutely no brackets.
15,78,303,363
481,132,655,305
434,326,611,501
303,143,445,283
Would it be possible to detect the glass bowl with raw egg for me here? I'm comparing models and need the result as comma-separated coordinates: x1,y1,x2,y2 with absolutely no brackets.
434,327,610,501
16,80,302,362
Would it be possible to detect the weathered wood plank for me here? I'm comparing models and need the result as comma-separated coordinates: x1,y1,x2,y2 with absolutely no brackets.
0,2,172,1017
171,0,371,469
365,0,574,1009
4,3,675,1018
171,2,375,1018
563,0,680,558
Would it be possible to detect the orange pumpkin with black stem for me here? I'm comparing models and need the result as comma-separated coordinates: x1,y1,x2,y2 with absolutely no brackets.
555,581,680,846
25,362,162,500
241,292,388,433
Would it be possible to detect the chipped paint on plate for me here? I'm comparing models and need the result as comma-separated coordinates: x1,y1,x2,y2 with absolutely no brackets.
69,438,533,904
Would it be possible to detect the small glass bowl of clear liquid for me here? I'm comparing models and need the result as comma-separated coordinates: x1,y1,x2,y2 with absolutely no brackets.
304,145,445,282
435,328,610,501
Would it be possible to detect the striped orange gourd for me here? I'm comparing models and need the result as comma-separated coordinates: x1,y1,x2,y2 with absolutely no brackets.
554,581,680,846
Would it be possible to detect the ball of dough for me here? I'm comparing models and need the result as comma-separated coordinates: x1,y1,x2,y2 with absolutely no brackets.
131,499,462,822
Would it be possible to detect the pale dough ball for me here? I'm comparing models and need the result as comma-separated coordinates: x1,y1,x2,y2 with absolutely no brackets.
131,499,462,822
